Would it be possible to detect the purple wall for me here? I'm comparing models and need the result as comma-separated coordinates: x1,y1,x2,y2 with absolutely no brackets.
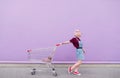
0,0,120,62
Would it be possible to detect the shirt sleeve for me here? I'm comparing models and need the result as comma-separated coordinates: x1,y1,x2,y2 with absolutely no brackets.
69,37,79,49
70,38,75,43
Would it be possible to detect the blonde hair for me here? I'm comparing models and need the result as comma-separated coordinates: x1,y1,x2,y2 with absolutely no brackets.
75,29,80,32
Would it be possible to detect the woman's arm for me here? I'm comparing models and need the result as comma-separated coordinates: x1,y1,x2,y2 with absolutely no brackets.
61,41,70,45
56,41,71,46
82,48,86,53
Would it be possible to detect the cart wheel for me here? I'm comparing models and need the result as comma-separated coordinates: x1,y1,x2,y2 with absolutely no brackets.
31,71,36,75
31,68,36,75
52,71,57,76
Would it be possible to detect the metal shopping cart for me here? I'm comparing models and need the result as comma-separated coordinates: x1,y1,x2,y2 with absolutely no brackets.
27,46,57,76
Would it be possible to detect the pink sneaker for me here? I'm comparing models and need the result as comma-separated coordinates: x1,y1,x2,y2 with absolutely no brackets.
68,66,72,73
73,71,81,76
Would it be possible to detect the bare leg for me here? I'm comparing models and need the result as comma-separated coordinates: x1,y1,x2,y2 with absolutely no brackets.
71,60,82,72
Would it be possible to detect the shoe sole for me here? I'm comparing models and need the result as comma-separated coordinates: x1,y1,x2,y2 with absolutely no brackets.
73,73,81,76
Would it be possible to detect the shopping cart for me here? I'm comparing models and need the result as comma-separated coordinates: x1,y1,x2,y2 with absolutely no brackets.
27,46,57,76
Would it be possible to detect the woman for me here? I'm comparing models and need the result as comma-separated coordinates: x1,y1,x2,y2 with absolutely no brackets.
56,29,85,75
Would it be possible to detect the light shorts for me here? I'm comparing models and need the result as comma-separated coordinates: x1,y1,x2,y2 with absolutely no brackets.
76,49,85,60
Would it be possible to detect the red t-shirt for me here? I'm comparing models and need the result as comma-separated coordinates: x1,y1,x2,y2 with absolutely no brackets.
70,37,80,49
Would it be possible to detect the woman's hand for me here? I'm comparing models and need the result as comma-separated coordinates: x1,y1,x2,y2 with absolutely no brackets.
56,43,62,46
83,49,86,54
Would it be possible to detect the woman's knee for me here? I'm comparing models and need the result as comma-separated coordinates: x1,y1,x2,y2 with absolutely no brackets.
77,60,82,65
